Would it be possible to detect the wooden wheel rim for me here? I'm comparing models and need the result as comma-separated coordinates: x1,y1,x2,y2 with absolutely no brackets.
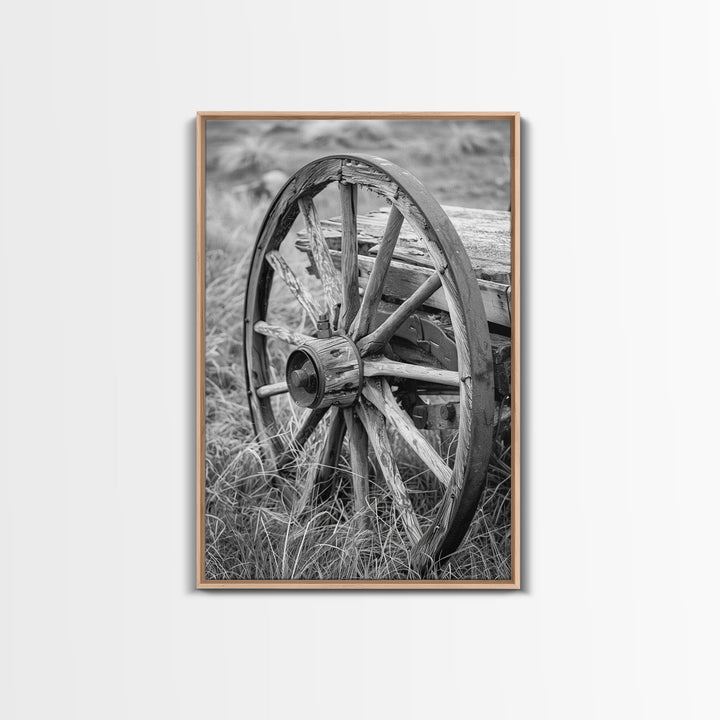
243,154,495,567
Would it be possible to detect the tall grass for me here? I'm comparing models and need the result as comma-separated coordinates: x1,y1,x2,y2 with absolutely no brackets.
205,418,511,580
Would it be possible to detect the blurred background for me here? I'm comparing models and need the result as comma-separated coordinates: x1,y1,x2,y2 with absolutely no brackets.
206,118,511,252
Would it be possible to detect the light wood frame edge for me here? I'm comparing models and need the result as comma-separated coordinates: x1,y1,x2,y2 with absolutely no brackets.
196,114,207,588
196,111,521,590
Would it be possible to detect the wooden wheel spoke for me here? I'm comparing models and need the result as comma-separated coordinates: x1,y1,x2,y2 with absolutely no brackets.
255,381,289,399
356,270,444,357
302,407,346,506
356,398,423,544
298,196,342,316
343,407,370,523
351,204,404,340
339,182,360,331
362,379,452,488
265,250,321,325
253,321,314,347
276,406,329,471
364,358,460,387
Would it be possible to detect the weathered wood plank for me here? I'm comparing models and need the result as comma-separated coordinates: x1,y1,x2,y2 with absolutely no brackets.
364,358,459,386
295,203,511,327
339,182,360,331
356,399,423,544
343,407,370,526
297,196,343,316
368,205,510,284
362,379,452,489
265,251,321,325
490,332,511,396
333,251,511,327
253,321,314,347
302,407,345,508
300,204,510,284
351,204,404,340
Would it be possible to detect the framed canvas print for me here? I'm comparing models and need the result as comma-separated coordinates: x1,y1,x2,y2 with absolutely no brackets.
197,112,520,588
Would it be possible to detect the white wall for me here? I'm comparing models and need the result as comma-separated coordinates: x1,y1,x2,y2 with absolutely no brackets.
1,1,718,718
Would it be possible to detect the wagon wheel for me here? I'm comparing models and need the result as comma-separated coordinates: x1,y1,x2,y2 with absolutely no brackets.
244,154,495,571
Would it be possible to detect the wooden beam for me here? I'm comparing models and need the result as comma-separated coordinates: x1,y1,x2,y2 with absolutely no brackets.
299,204,511,283
362,379,452,488
356,271,443,356
344,407,370,526
253,321,314,347
255,381,289,399
339,183,360,331
356,399,423,544
298,196,342,315
364,358,459,386
351,204,404,340
265,251,321,325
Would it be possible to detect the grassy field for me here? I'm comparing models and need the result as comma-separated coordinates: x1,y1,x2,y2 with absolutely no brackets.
204,119,512,580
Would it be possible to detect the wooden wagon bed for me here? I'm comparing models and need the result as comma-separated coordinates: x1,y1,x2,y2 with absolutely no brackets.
297,205,511,330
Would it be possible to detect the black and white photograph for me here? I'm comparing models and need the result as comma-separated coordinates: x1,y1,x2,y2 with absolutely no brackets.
198,113,519,585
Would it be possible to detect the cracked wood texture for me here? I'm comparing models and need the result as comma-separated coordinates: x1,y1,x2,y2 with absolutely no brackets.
343,407,370,526
298,196,343,317
253,321,313,347
310,336,362,408
265,250,321,325
362,379,453,488
339,182,360,332
357,399,423,545
296,205,511,328
351,204,404,340
297,204,510,283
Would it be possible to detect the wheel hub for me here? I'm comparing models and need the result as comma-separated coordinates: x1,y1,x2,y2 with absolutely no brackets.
285,335,363,409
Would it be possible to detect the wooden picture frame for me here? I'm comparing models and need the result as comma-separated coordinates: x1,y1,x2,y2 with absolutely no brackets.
197,112,520,589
